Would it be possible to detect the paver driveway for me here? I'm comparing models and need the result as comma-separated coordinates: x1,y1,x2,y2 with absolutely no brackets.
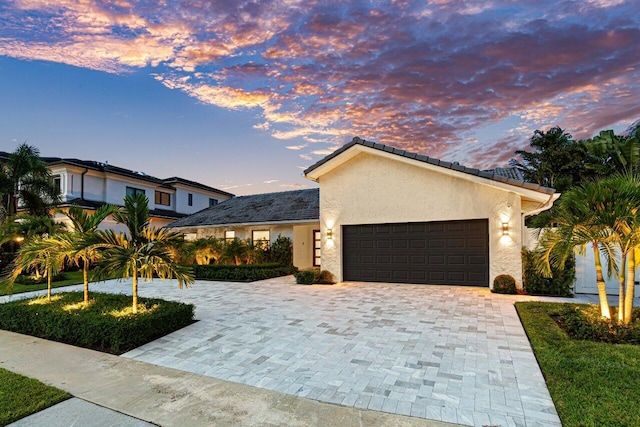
117,277,559,426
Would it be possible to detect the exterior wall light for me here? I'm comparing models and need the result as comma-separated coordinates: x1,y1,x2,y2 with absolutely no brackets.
327,228,333,240
502,222,509,236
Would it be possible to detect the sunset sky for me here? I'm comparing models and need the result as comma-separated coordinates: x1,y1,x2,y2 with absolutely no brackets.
1,1,638,195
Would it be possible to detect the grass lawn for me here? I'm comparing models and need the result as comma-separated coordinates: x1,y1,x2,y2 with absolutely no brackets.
516,302,640,427
0,367,70,425
0,270,85,296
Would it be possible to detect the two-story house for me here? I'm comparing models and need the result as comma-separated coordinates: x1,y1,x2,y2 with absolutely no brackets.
42,157,233,233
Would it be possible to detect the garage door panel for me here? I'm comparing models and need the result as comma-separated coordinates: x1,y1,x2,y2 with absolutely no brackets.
343,219,488,286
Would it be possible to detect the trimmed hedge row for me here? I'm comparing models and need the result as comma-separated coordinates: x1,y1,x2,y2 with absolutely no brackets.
0,292,195,354
193,263,297,282
560,304,640,345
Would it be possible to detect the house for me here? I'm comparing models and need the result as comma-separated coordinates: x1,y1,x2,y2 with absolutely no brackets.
168,189,320,269
303,137,559,288
41,156,234,232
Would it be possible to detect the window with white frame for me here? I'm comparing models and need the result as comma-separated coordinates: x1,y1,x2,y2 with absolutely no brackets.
225,230,235,243
126,186,145,197
155,191,171,206
188,193,193,206
209,198,218,207
252,230,270,249
52,175,62,193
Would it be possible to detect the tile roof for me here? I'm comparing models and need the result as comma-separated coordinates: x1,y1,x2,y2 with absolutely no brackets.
168,188,319,228
488,167,525,181
303,137,555,195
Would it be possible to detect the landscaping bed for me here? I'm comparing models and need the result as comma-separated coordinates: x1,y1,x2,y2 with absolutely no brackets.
0,367,70,426
516,302,640,426
193,263,296,282
0,292,195,354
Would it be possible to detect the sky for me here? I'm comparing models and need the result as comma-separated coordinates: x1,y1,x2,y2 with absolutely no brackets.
1,0,639,195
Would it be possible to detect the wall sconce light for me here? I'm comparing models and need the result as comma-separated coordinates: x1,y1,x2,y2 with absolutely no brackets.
326,228,333,240
502,222,509,236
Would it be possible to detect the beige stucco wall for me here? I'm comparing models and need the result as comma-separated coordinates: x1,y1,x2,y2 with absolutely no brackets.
175,222,319,269
318,152,524,288
293,224,318,269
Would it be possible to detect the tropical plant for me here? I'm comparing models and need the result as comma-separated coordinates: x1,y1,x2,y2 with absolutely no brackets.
270,235,293,266
0,143,60,219
191,237,223,265
62,204,118,303
82,194,194,313
583,129,640,176
222,238,251,265
6,234,68,300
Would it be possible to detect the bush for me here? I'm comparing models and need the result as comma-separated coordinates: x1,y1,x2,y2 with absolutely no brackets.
193,263,296,282
270,235,293,266
14,272,66,285
559,304,640,345
522,249,575,296
492,274,516,294
295,269,335,285
0,292,195,354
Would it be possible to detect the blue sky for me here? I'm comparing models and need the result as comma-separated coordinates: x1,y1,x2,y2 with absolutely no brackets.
1,1,639,195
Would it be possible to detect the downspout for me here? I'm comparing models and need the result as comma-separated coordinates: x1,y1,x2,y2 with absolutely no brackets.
521,192,559,249
80,168,88,200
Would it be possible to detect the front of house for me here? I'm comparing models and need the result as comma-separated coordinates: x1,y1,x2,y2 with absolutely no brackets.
304,138,558,288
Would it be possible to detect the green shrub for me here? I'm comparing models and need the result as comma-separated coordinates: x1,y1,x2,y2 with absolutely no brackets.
492,274,516,294
522,248,575,296
295,270,315,285
0,292,195,354
14,272,66,285
560,304,640,345
193,263,296,282
295,269,335,285
270,235,293,266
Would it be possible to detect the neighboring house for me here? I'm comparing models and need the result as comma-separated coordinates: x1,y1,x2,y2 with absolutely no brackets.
168,189,320,270
41,156,233,233
304,137,559,288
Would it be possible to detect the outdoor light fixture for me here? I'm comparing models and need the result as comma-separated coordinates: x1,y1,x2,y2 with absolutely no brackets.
502,222,509,236
327,228,333,240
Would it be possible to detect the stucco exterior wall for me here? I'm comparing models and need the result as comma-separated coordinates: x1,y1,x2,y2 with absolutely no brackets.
318,152,524,288
293,224,317,270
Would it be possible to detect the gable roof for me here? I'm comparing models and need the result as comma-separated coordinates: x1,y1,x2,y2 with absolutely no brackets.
168,188,319,228
304,137,555,195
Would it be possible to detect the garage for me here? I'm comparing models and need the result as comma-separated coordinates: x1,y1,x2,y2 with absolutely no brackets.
343,219,489,286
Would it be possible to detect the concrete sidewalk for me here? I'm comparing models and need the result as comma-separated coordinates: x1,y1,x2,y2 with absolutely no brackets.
0,330,455,427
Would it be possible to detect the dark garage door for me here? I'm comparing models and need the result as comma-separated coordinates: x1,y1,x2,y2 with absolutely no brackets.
343,219,489,286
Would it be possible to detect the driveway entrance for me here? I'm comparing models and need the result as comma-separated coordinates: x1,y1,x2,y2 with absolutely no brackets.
118,277,560,426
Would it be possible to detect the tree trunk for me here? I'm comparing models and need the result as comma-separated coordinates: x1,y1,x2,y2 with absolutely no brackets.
619,254,627,323
593,243,611,319
624,250,636,324
47,267,52,301
132,267,138,314
83,262,89,303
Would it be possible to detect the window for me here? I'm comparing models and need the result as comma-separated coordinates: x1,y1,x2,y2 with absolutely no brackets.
155,191,171,206
52,175,62,193
252,230,270,249
126,186,145,197
313,230,321,267
184,233,197,241
209,198,218,207
225,230,235,243
188,193,193,206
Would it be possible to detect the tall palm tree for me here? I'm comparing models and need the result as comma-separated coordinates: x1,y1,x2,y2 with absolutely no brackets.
7,234,67,300
0,144,60,218
63,204,118,303
537,182,617,319
84,194,193,313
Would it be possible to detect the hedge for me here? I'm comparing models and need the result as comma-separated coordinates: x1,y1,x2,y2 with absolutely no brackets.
193,263,297,282
522,248,575,296
0,292,195,354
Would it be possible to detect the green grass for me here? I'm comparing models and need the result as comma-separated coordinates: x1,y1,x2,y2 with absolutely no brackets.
516,302,640,426
0,292,195,354
0,367,70,426
0,270,85,296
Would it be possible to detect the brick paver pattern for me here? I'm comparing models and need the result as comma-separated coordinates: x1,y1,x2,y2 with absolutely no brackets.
3,277,562,426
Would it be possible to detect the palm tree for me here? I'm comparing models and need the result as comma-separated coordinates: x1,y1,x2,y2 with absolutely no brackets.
84,193,193,313
63,204,118,303
537,183,617,319
0,143,60,218
7,234,67,300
